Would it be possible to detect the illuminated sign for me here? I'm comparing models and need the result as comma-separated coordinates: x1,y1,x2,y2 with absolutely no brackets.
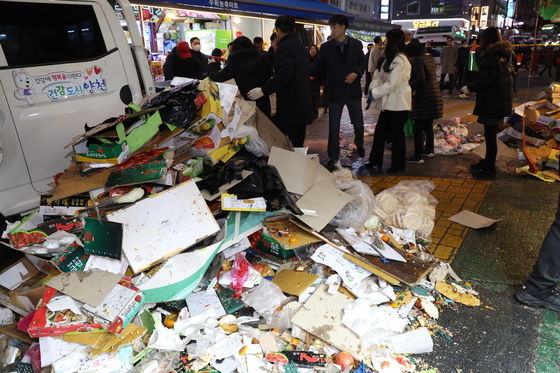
479,6,489,28
412,20,440,29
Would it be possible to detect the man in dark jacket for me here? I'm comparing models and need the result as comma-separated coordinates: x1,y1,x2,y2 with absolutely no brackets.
312,14,367,170
163,41,201,81
190,37,209,78
210,36,272,118
406,40,443,163
248,15,313,147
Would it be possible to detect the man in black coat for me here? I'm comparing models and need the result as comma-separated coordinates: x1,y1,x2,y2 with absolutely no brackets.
190,37,209,78
210,36,272,118
248,15,313,147
312,15,367,170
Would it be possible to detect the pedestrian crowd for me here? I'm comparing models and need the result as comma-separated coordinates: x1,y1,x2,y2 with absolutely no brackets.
162,15,514,180
159,18,560,318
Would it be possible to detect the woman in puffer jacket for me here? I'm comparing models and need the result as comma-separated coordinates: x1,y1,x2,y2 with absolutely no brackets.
366,28,412,173
461,27,513,179
406,39,443,164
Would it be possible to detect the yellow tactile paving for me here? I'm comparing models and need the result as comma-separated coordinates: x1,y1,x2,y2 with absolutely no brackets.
359,176,491,263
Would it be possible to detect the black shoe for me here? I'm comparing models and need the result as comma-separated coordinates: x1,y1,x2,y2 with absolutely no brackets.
470,160,487,171
357,146,366,158
472,167,496,179
362,163,383,174
387,166,405,173
406,156,424,164
326,160,341,172
516,286,560,312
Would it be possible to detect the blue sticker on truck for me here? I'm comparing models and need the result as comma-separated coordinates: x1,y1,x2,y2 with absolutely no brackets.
12,65,107,105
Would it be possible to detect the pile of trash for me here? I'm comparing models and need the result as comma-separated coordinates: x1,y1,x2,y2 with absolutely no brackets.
0,78,481,373
433,118,480,156
507,89,560,182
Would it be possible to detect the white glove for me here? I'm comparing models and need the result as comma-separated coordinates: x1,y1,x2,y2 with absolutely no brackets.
247,87,264,100
460,86,470,95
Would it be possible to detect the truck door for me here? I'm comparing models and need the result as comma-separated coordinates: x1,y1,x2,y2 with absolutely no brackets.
0,0,143,197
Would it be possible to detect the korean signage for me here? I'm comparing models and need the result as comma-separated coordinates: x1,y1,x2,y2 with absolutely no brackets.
413,20,440,29
392,18,469,31
12,65,107,105
208,0,239,8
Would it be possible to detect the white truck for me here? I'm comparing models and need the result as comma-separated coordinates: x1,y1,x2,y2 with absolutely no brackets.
0,0,155,215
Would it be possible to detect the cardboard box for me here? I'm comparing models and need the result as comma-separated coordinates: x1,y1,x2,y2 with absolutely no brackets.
28,287,102,338
0,258,41,290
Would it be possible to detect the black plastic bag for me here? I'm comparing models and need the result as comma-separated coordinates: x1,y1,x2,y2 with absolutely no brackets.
142,82,199,128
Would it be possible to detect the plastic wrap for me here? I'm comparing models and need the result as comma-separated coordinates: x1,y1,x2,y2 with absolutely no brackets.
241,279,287,324
373,180,437,239
331,180,376,229
231,253,250,297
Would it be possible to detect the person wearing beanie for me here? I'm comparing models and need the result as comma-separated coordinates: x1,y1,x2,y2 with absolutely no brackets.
163,41,203,80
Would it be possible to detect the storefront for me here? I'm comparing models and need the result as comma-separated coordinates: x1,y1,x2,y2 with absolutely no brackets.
130,0,349,49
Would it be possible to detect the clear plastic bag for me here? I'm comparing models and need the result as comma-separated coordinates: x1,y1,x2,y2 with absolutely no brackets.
331,180,376,229
373,180,437,239
234,123,269,157
241,279,287,324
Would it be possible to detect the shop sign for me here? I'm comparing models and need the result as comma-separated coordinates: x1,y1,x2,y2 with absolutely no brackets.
12,66,107,105
208,0,239,8
412,20,439,29
349,20,398,34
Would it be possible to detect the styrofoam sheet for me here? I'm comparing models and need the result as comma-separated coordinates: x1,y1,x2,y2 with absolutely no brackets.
107,180,220,273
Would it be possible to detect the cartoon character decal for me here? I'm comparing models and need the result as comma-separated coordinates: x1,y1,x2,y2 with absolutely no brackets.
13,69,36,105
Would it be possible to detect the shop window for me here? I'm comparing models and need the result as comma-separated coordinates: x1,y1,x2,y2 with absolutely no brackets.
431,0,445,14
0,1,107,67
407,0,420,15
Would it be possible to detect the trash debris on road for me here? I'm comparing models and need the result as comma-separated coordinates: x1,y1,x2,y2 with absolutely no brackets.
0,78,482,373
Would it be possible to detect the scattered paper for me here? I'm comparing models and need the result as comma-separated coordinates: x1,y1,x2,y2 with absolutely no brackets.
46,270,122,307
291,284,361,358
0,307,15,326
268,146,332,195
186,289,226,318
435,281,481,307
337,228,406,262
296,182,352,232
448,210,499,229
390,327,433,354
39,336,88,368
311,244,371,288
271,270,318,296
84,255,128,275
46,296,83,315
148,325,188,351
221,194,267,212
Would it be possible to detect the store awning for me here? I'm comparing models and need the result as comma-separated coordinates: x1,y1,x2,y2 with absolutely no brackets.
136,0,351,21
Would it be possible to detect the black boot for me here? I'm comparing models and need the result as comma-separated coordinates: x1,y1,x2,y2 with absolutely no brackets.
516,285,560,312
